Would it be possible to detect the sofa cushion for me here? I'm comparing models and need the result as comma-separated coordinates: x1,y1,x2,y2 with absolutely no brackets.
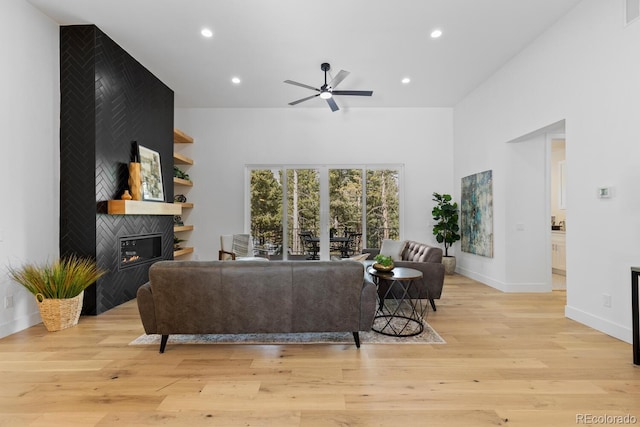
380,239,406,261
403,240,443,263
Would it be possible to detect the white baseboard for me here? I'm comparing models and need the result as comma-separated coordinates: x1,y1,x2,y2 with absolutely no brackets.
456,266,507,291
456,267,632,345
0,312,41,339
456,266,550,292
565,305,632,344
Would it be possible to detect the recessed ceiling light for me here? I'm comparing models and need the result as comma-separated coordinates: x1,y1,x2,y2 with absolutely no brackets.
401,77,411,84
430,28,443,39
201,28,213,38
231,76,241,85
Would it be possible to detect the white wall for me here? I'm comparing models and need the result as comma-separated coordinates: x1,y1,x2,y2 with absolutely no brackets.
0,1,60,337
504,134,549,291
175,107,453,261
551,139,567,223
454,0,640,342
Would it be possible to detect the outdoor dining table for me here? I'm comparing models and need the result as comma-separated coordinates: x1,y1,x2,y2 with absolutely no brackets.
303,235,354,258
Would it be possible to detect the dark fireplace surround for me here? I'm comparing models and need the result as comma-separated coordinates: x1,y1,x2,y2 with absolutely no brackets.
60,25,174,315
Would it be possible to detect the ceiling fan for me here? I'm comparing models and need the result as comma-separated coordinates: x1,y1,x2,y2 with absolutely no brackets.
284,63,373,112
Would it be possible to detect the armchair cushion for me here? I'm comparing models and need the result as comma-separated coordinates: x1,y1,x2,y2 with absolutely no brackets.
231,234,250,257
380,239,406,261
220,234,269,261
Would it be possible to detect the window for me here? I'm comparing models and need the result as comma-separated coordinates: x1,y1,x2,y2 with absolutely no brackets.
248,165,402,260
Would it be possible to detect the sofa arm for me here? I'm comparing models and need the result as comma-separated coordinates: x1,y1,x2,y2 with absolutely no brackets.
362,248,380,258
359,278,377,330
136,282,157,334
394,260,445,300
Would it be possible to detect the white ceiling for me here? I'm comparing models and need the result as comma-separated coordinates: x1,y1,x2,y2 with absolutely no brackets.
28,0,582,110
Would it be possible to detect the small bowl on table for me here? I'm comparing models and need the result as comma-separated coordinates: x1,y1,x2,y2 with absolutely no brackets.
372,262,394,272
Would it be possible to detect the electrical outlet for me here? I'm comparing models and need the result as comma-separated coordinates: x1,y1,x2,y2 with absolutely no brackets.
602,294,612,308
4,295,13,309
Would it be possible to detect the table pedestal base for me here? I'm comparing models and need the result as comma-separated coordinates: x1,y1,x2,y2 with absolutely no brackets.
373,314,424,337
368,266,427,338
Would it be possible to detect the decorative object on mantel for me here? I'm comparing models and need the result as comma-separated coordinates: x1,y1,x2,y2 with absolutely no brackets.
128,163,142,200
120,190,132,200
432,192,461,275
139,145,165,202
128,141,142,200
7,256,106,332
373,254,394,272
174,194,187,203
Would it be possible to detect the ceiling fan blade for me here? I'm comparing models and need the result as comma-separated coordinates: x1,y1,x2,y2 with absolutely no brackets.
328,70,350,89
326,97,339,112
332,90,373,96
289,93,320,106
284,80,320,92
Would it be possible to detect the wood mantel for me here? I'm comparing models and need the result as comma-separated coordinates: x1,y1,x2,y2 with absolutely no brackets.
107,200,181,215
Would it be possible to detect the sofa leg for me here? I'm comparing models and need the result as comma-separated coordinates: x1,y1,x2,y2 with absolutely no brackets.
159,335,169,353
429,298,437,312
352,332,361,348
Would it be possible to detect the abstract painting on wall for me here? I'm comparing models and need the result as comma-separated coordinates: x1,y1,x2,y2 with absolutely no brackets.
461,170,494,257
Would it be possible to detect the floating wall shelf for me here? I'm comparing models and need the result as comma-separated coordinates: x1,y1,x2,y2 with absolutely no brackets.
173,152,193,165
174,128,194,144
173,177,193,186
174,247,194,257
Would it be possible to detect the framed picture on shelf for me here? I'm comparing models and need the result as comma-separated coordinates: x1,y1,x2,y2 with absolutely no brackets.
138,145,165,201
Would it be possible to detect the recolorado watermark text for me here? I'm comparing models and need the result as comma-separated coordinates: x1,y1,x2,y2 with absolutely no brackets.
576,414,637,424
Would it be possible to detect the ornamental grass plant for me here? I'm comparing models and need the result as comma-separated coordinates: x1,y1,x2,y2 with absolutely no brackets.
8,255,105,299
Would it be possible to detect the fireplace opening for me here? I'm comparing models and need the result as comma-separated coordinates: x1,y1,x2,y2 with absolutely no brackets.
119,233,162,270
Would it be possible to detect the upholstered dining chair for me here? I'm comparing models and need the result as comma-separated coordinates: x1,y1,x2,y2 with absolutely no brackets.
219,234,269,261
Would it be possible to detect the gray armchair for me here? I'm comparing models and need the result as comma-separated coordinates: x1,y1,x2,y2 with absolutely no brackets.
363,240,445,311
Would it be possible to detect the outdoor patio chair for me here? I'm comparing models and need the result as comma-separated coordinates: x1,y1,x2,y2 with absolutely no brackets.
219,234,269,261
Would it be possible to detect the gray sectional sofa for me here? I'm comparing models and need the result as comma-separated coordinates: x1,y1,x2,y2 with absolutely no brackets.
137,260,377,352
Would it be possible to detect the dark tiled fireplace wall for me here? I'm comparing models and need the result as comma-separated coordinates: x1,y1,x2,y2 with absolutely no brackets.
60,25,174,315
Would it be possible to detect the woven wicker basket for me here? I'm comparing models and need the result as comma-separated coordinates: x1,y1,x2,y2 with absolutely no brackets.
35,291,84,332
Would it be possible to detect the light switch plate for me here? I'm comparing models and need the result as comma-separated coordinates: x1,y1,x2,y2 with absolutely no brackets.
597,187,611,198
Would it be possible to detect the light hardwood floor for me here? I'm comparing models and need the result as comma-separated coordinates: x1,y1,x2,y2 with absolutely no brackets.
0,274,638,427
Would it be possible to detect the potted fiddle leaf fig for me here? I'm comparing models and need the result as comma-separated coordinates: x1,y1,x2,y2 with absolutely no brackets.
7,255,106,331
432,192,461,274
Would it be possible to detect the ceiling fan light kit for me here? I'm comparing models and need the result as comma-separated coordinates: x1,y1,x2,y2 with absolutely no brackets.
285,62,373,112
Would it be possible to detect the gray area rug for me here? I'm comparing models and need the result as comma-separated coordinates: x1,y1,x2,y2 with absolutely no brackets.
130,322,445,346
